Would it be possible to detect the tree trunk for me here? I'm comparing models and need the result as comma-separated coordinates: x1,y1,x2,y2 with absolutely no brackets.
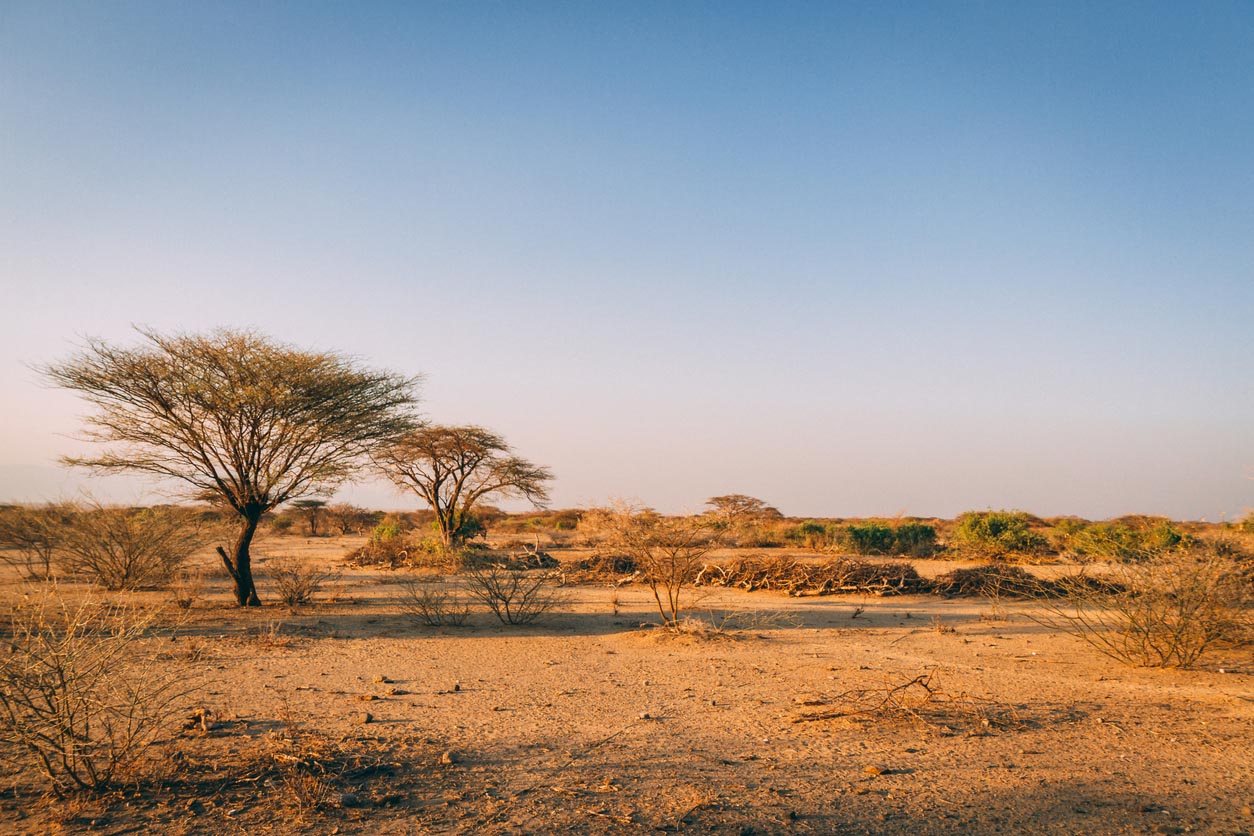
437,507,456,549
218,509,263,606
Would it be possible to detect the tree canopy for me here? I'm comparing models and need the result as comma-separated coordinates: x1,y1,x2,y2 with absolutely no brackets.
704,494,782,521
375,425,552,547
45,327,420,604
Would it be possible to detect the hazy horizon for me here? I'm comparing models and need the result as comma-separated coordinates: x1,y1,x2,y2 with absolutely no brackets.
2,3,1252,521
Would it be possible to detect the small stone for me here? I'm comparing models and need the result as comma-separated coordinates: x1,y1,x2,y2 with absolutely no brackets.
388,687,409,696
334,792,361,808
638,712,652,720
440,750,459,765
373,675,391,684
354,711,373,724
863,765,888,776
356,694,378,701
453,681,461,692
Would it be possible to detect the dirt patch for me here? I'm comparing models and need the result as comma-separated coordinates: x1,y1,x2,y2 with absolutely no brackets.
1,535,1251,836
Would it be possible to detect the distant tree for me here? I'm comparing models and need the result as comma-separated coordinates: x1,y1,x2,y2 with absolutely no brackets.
375,425,553,548
290,499,328,537
44,328,419,606
704,494,782,522
325,503,379,536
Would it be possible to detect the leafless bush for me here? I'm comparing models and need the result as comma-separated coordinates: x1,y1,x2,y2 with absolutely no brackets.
57,503,210,590
169,570,204,610
465,564,563,625
793,669,1020,733
677,608,800,638
264,557,341,608
266,723,342,818
582,504,717,628
0,503,75,578
0,588,197,795
1036,551,1252,668
397,579,470,627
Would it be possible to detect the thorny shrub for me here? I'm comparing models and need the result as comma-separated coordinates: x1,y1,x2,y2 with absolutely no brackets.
1038,550,1252,668
0,588,197,795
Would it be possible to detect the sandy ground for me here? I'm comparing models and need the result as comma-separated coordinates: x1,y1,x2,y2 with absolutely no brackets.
2,534,1251,835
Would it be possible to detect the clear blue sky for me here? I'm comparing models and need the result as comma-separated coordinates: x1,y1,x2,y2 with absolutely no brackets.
2,2,1252,520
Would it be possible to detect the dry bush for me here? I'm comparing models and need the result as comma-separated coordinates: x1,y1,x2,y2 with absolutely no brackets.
169,570,204,610
793,669,1021,733
0,588,197,795
582,505,718,628
695,555,926,596
0,503,75,578
397,579,470,627
57,503,210,590
264,557,341,608
931,564,1055,598
1037,551,1252,668
465,564,564,625
692,608,800,636
267,726,343,818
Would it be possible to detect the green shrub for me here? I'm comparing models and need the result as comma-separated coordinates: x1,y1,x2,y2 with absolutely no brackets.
844,521,939,557
846,522,895,555
951,511,1049,560
892,522,939,557
781,520,842,550
1064,520,1187,562
369,516,405,544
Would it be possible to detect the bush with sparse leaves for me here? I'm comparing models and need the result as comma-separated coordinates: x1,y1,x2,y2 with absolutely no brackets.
0,589,197,795
464,564,563,625
264,557,340,608
57,503,211,590
397,579,470,627
0,503,75,578
582,505,718,628
1037,550,1252,668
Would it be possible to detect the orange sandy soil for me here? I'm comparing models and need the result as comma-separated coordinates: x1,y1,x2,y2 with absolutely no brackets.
2,534,1251,836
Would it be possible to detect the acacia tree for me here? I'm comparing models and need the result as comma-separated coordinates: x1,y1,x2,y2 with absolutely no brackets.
375,425,553,548
290,499,328,536
45,328,419,606
704,494,782,522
